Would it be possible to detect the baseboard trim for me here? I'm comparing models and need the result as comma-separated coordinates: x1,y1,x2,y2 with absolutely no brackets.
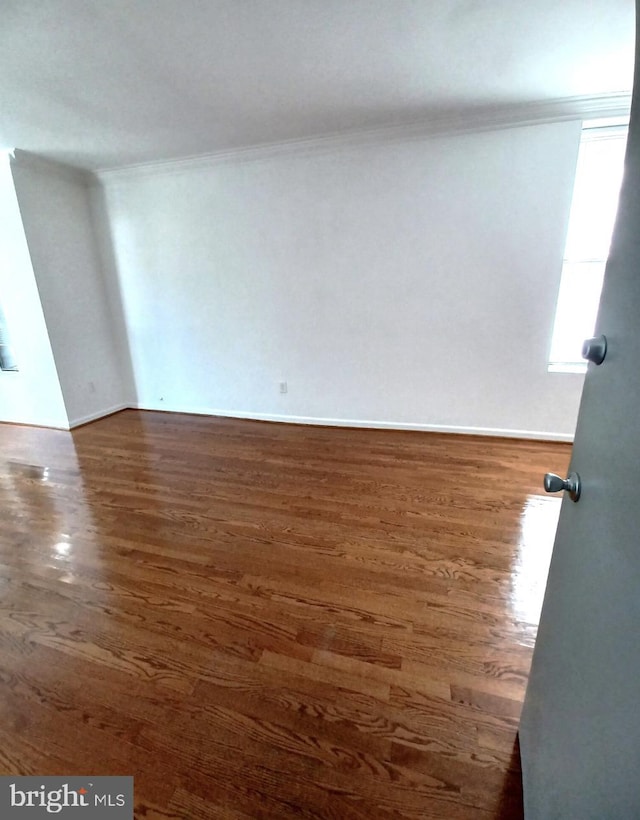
0,418,70,431
68,403,130,429
4,403,574,442
134,404,574,443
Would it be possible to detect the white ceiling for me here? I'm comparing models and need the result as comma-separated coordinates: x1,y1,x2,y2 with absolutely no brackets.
0,0,635,171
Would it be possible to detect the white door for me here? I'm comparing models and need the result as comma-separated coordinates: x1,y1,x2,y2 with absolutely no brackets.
519,24,640,819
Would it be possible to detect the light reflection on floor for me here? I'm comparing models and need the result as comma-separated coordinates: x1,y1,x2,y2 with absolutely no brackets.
510,494,563,625
0,446,91,586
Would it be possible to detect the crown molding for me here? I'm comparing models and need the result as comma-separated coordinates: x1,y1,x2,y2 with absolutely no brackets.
96,92,632,182
10,149,96,185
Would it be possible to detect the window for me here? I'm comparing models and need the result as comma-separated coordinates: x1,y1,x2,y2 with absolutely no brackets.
548,120,628,373
0,302,18,371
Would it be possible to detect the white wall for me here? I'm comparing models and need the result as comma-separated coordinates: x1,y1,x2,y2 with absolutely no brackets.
0,153,68,429
100,120,585,440
11,152,131,427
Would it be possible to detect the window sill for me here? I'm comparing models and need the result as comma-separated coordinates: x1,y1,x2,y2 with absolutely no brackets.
548,362,587,375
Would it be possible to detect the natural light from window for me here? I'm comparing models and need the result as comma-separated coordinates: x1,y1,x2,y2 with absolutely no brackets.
548,120,628,373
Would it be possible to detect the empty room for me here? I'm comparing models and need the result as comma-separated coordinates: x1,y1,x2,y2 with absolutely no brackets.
1,1,639,818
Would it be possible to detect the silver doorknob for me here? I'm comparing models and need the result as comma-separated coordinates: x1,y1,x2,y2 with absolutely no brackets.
582,334,607,365
544,471,581,502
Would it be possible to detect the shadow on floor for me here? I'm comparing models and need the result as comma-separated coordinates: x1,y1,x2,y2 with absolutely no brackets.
495,735,524,819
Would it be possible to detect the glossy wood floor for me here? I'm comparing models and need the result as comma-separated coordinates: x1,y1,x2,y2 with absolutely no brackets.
0,410,571,818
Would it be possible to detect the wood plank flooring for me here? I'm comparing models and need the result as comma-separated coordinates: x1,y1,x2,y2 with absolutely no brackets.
0,410,571,818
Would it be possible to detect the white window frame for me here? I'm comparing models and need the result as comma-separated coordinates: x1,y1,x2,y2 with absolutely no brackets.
548,118,628,374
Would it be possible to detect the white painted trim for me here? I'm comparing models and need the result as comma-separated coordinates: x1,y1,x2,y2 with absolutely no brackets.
134,403,574,442
0,418,70,431
97,92,631,179
10,149,95,185
43,421,71,430
68,402,129,429
10,402,573,441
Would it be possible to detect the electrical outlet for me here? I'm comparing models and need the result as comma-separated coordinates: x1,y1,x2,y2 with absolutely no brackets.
279,381,288,394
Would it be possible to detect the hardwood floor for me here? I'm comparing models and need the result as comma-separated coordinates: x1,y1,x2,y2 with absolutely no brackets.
0,410,571,818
